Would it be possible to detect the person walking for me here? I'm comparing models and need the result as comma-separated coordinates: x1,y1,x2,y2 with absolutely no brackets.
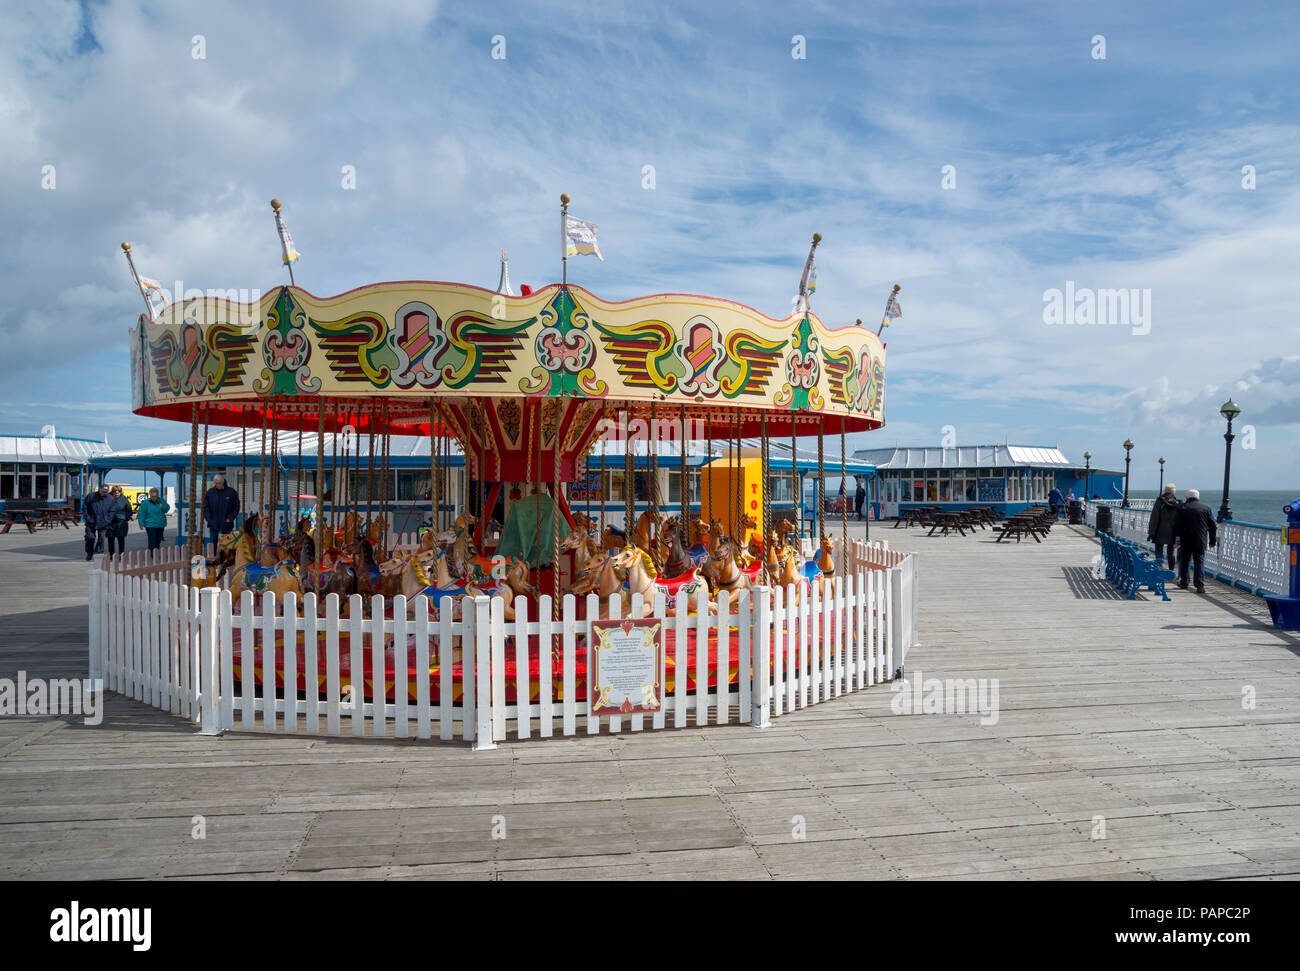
1146,482,1181,570
1048,484,1064,517
1173,488,1217,594
137,486,170,552
82,483,110,561
105,485,134,556
202,474,240,553
855,479,866,520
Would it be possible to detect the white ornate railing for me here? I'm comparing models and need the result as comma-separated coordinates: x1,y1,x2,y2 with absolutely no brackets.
1084,500,1286,596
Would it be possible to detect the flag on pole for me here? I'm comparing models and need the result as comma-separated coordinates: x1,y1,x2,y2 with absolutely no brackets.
274,208,300,265
796,233,821,313
564,214,603,261
123,247,167,319
881,286,902,328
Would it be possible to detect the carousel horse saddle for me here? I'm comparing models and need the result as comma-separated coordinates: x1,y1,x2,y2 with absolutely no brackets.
466,555,509,584
801,560,824,582
740,559,765,581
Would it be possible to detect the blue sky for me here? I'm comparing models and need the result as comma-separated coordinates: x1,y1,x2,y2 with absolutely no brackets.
2,0,1297,488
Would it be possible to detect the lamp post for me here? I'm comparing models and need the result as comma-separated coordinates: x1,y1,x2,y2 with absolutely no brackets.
1158,457,1165,493
1122,439,1134,507
1083,451,1092,499
1217,399,1241,523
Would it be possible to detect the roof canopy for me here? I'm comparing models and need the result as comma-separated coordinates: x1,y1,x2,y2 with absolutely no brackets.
0,434,107,466
853,444,1118,474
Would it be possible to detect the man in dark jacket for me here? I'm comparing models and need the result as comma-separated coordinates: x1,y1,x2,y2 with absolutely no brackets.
855,480,866,520
1048,485,1064,517
202,474,240,552
82,484,110,560
1146,483,1181,569
1173,488,1217,593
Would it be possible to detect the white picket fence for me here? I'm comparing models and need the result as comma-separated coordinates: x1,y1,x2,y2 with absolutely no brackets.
87,540,918,746
1084,500,1286,596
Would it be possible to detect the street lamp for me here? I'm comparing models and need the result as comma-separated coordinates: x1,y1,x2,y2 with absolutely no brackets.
1083,451,1092,499
1122,439,1134,507
1218,399,1241,523
1158,457,1165,492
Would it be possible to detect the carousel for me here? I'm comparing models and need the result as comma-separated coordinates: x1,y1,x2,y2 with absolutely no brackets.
116,217,894,735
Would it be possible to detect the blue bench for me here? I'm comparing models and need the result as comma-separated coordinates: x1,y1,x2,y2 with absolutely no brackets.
1099,532,1175,601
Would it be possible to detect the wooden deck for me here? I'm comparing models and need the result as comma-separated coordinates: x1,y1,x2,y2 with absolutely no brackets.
2,523,1299,880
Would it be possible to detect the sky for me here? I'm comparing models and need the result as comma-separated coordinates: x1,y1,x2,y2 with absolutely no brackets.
1,0,1297,490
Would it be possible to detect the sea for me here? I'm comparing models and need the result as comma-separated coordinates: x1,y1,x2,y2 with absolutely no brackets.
1127,489,1296,529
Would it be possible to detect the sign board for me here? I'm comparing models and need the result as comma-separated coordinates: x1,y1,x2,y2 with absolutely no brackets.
589,617,663,716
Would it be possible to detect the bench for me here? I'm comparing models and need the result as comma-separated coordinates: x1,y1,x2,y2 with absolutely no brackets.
1100,532,1175,601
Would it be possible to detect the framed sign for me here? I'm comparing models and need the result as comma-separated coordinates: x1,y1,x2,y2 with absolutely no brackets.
589,617,663,715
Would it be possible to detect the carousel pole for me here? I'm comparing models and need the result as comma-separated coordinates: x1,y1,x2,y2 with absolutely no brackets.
476,400,487,536
199,404,209,554
817,417,825,549
365,402,376,528
529,402,541,588
188,407,199,559
840,422,848,578
599,401,607,535
434,397,444,535
315,405,325,553
552,403,561,620
761,412,772,585
791,414,799,548
240,408,247,528
329,401,340,536
679,405,688,530
257,407,267,555
295,412,304,528
270,409,280,543
624,406,634,537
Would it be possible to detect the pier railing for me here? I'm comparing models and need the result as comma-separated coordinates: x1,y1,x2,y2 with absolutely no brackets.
1083,500,1285,596
88,543,918,745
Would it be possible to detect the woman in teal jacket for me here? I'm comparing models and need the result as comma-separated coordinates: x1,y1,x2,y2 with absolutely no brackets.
137,487,170,551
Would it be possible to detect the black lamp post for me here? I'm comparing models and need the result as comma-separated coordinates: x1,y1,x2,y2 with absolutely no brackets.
1217,399,1240,523
1122,439,1134,507
1158,457,1165,492
1083,451,1092,498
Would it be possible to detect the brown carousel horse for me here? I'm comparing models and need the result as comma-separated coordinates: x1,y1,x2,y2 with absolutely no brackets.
218,514,302,600
706,535,750,595
660,518,691,579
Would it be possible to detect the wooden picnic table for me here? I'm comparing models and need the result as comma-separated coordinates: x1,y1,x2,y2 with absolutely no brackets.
927,511,969,536
0,510,40,534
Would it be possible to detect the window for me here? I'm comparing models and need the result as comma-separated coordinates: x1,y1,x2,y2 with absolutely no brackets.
396,471,428,501
938,471,951,502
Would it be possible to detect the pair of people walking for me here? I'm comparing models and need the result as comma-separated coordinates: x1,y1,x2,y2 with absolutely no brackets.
1147,484,1217,593
82,484,134,559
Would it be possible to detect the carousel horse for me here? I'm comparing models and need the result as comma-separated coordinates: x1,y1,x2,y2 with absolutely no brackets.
813,534,835,579
601,525,627,551
621,543,708,615
334,510,362,548
476,556,537,620
571,552,625,616
734,512,759,566
445,511,478,579
706,536,750,595
660,518,691,579
353,537,404,600
560,526,603,577
363,517,388,560
405,549,480,618
190,554,217,589
283,517,313,564
221,516,303,600
633,509,659,552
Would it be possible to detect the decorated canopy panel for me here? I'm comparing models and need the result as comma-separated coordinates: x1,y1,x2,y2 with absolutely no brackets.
130,281,886,437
